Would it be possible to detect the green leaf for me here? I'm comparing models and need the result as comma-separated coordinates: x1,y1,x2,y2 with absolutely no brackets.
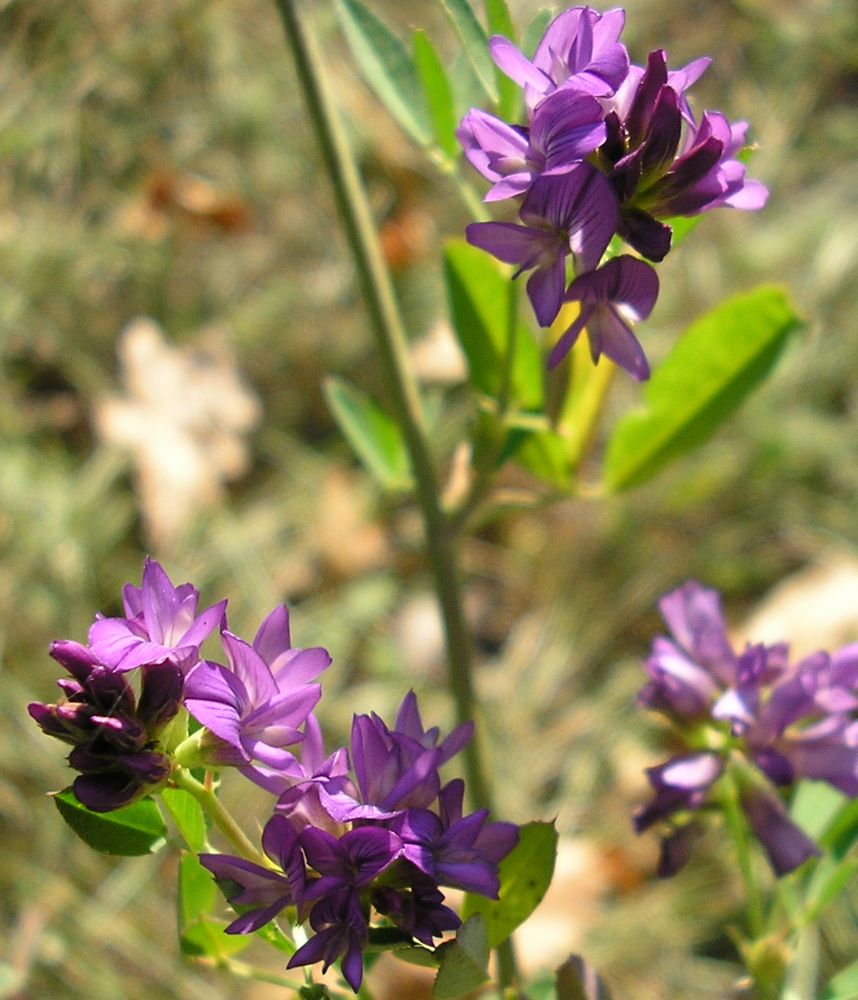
556,954,614,1000
443,239,543,409
604,286,801,491
54,788,167,856
437,0,498,103
484,0,520,120
462,820,558,949
821,959,858,1000
178,852,249,959
412,31,459,161
336,0,431,146
509,427,571,488
819,792,858,858
433,915,490,999
160,787,207,853
522,10,552,57
324,376,412,490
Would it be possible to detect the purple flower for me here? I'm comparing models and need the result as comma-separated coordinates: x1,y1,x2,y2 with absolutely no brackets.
548,255,659,379
301,826,403,900
390,779,519,897
183,605,330,769
466,165,618,326
489,6,629,112
636,580,858,875
287,889,368,992
29,642,184,811
88,558,226,673
198,814,306,932
456,88,607,202
371,875,461,946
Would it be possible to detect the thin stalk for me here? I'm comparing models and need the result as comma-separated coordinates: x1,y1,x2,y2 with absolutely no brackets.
171,767,271,868
720,771,765,940
272,1,517,984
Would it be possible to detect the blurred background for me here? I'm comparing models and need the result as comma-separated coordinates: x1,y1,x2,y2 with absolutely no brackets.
2,0,858,996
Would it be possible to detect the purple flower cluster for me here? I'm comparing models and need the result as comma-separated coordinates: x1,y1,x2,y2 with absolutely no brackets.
200,692,518,991
458,6,767,379
31,560,518,992
635,581,858,876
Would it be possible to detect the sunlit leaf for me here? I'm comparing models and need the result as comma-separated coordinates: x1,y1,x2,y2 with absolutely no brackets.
433,915,490,999
462,821,558,948
54,788,167,856
336,0,431,146
178,852,249,959
821,959,858,1000
160,787,207,853
413,30,459,160
522,9,552,57
443,239,543,409
437,0,498,102
604,286,801,491
324,376,412,491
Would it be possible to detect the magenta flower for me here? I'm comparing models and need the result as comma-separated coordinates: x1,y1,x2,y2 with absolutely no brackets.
88,558,226,673
548,255,659,378
183,604,330,770
466,165,618,327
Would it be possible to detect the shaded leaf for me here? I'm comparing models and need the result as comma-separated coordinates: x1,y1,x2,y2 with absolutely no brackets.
413,31,459,161
433,915,490,999
443,239,543,409
604,286,801,491
508,427,571,488
462,821,558,949
336,0,431,146
160,786,207,853
324,376,412,490
437,0,498,102
54,788,166,856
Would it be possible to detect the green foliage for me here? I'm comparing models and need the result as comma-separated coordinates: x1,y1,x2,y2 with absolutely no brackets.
443,239,543,409
177,852,250,959
413,30,460,161
160,787,208,853
54,789,167,856
433,915,490,999
604,287,802,491
323,376,412,490
336,0,431,146
462,820,558,949
436,0,497,103
821,959,858,1000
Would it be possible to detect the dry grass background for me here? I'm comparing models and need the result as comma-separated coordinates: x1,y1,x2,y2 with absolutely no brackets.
2,0,858,996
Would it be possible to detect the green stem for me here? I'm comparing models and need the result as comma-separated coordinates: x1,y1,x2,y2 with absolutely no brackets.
272,1,518,985
171,767,271,868
272,0,491,814
721,770,765,941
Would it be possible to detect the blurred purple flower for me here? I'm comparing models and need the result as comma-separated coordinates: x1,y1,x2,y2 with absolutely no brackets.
371,874,461,946
88,557,226,673
466,165,618,327
183,605,330,770
548,255,659,379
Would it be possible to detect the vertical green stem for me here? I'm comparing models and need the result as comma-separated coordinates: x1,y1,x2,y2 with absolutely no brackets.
721,771,765,940
272,1,519,985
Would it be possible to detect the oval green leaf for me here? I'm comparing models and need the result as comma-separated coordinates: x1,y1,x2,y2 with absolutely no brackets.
54,788,167,856
462,820,558,949
604,286,801,491
433,915,490,999
160,786,208,853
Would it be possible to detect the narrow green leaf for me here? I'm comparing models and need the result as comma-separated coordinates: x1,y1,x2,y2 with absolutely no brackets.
556,954,614,1000
819,792,858,857
522,10,552,57
336,0,431,146
803,856,858,924
437,0,498,102
160,787,207,853
604,286,801,491
54,788,167,856
178,853,250,959
433,915,490,999
412,30,459,161
462,821,558,949
484,0,520,119
324,376,412,490
821,959,858,1000
443,239,543,409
